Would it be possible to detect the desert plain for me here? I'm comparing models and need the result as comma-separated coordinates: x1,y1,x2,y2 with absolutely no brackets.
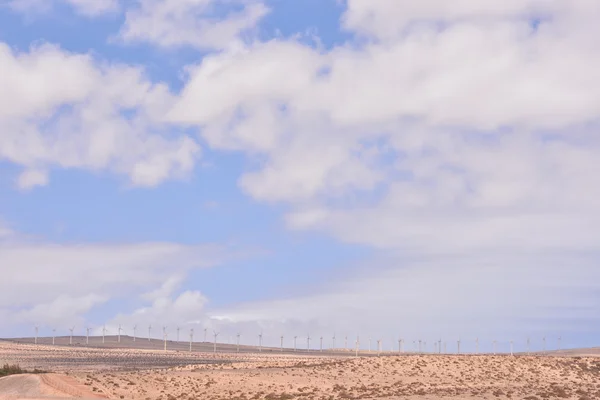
1,338,599,400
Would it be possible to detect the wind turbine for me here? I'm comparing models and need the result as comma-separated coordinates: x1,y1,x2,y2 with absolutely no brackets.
438,339,442,354
86,327,91,345
213,331,219,353
189,328,194,353
52,329,56,345
177,326,180,343
510,340,514,356
148,325,152,342
34,326,39,345
457,338,461,354
558,336,561,351
369,337,373,352
258,332,263,352
204,328,208,343
103,325,107,344
69,326,75,345
332,334,336,351
307,334,311,352
236,333,241,353
377,339,381,356
280,335,284,352
320,336,323,352
418,339,421,353
542,336,546,352
493,340,497,355
118,325,122,343
133,325,137,342
294,336,298,352
345,335,348,351
163,326,168,351
527,337,530,355
355,336,360,357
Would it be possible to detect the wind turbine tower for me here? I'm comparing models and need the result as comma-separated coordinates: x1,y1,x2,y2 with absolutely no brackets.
34,326,38,345
163,326,168,351
258,332,263,352
543,336,546,352
69,326,75,345
213,331,219,353
294,336,297,352
307,334,311,352
189,328,194,353
236,333,241,353
133,325,137,342
118,325,122,343
52,329,56,345
148,325,152,342
280,335,284,352
86,327,91,345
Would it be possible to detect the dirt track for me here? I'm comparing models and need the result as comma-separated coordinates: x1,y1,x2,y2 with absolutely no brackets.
0,373,105,399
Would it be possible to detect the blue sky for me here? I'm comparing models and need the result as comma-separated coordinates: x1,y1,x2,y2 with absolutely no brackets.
1,0,600,352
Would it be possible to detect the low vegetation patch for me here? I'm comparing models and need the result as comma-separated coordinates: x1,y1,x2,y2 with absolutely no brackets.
0,364,46,377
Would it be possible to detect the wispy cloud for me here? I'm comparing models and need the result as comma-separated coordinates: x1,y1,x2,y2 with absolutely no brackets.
119,0,269,50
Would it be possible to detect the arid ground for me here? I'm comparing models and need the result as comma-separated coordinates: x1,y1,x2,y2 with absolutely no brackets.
1,339,599,400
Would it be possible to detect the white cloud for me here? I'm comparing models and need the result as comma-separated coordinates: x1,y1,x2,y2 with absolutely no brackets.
9,0,119,16
0,226,225,329
340,0,598,41
119,0,269,50
107,290,210,338
212,252,600,349
16,169,48,190
0,42,201,188
166,0,600,341
17,294,108,328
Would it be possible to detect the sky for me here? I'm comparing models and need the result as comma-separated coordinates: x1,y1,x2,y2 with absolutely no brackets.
1,0,600,354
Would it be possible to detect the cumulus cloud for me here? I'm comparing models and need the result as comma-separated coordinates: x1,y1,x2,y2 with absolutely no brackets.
119,0,269,50
165,0,600,342
16,169,48,190
0,42,201,188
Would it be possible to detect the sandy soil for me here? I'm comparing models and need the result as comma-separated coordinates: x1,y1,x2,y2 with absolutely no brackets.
69,355,600,400
2,340,600,400
0,373,105,399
